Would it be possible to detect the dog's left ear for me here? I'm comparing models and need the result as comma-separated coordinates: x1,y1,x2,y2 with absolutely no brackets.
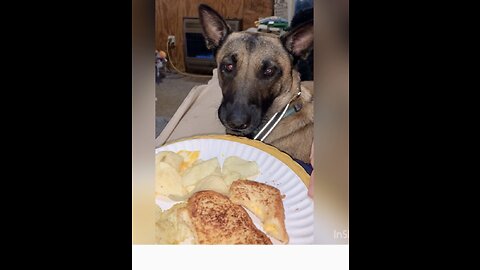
281,20,314,59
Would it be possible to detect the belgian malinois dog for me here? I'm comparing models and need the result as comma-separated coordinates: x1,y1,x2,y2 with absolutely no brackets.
199,4,314,163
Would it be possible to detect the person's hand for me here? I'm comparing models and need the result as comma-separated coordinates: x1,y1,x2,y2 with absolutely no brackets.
308,143,314,198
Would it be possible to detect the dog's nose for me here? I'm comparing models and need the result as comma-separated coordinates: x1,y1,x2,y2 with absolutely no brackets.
227,112,250,130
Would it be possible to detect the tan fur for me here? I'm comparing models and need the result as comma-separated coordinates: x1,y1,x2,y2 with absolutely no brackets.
264,70,314,162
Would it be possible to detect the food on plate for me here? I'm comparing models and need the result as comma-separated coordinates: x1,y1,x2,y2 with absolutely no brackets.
156,203,195,244
222,156,260,183
155,150,288,244
229,179,289,244
155,151,184,171
155,150,259,200
155,162,188,198
181,157,221,188
177,150,200,172
185,190,272,244
191,173,229,195
222,171,242,187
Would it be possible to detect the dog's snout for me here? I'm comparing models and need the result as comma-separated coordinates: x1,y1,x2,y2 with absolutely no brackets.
227,111,251,130
219,99,262,136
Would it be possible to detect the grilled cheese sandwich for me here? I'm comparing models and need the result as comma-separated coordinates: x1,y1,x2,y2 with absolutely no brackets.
186,190,272,244
229,180,289,244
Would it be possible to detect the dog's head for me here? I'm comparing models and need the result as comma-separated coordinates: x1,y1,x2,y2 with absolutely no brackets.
199,4,313,137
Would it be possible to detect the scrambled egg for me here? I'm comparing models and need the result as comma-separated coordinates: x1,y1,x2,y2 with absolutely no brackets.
177,150,200,173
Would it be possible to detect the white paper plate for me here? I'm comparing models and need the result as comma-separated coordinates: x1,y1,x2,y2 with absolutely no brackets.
156,135,314,244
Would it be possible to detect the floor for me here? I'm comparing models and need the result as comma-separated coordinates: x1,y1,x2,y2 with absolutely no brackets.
155,72,211,137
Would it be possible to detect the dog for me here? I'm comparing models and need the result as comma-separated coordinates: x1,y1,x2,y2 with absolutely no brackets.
198,4,314,163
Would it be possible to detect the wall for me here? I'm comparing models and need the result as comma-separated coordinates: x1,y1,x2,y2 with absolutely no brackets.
156,0,273,71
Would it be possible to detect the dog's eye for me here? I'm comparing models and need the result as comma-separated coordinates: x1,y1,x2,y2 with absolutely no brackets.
264,68,274,76
224,64,234,72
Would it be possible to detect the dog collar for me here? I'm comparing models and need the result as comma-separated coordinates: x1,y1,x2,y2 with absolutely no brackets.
283,102,303,118
252,90,302,142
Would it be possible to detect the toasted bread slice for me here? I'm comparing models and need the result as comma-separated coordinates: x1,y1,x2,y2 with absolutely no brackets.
229,180,289,244
186,190,272,244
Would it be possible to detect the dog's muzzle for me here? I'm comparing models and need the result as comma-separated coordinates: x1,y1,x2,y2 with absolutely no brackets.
218,102,262,136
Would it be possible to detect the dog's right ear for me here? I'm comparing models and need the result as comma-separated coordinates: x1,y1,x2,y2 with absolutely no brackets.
198,4,231,50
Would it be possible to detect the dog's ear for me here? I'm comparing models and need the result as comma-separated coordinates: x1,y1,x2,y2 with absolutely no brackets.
281,20,314,59
198,4,231,50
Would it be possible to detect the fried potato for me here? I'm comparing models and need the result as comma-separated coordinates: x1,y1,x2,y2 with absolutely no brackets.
155,151,260,201
222,171,242,186
156,151,184,171
168,192,193,202
181,158,220,187
192,173,229,195
156,203,195,244
156,161,188,198
222,156,259,180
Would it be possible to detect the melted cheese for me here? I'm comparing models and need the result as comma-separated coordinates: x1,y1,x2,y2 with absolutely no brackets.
264,223,278,235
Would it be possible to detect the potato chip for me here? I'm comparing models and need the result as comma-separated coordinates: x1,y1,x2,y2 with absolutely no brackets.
168,193,192,201
222,171,242,187
156,151,184,171
155,151,260,202
181,157,220,187
222,156,259,180
156,161,187,197
192,173,229,195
